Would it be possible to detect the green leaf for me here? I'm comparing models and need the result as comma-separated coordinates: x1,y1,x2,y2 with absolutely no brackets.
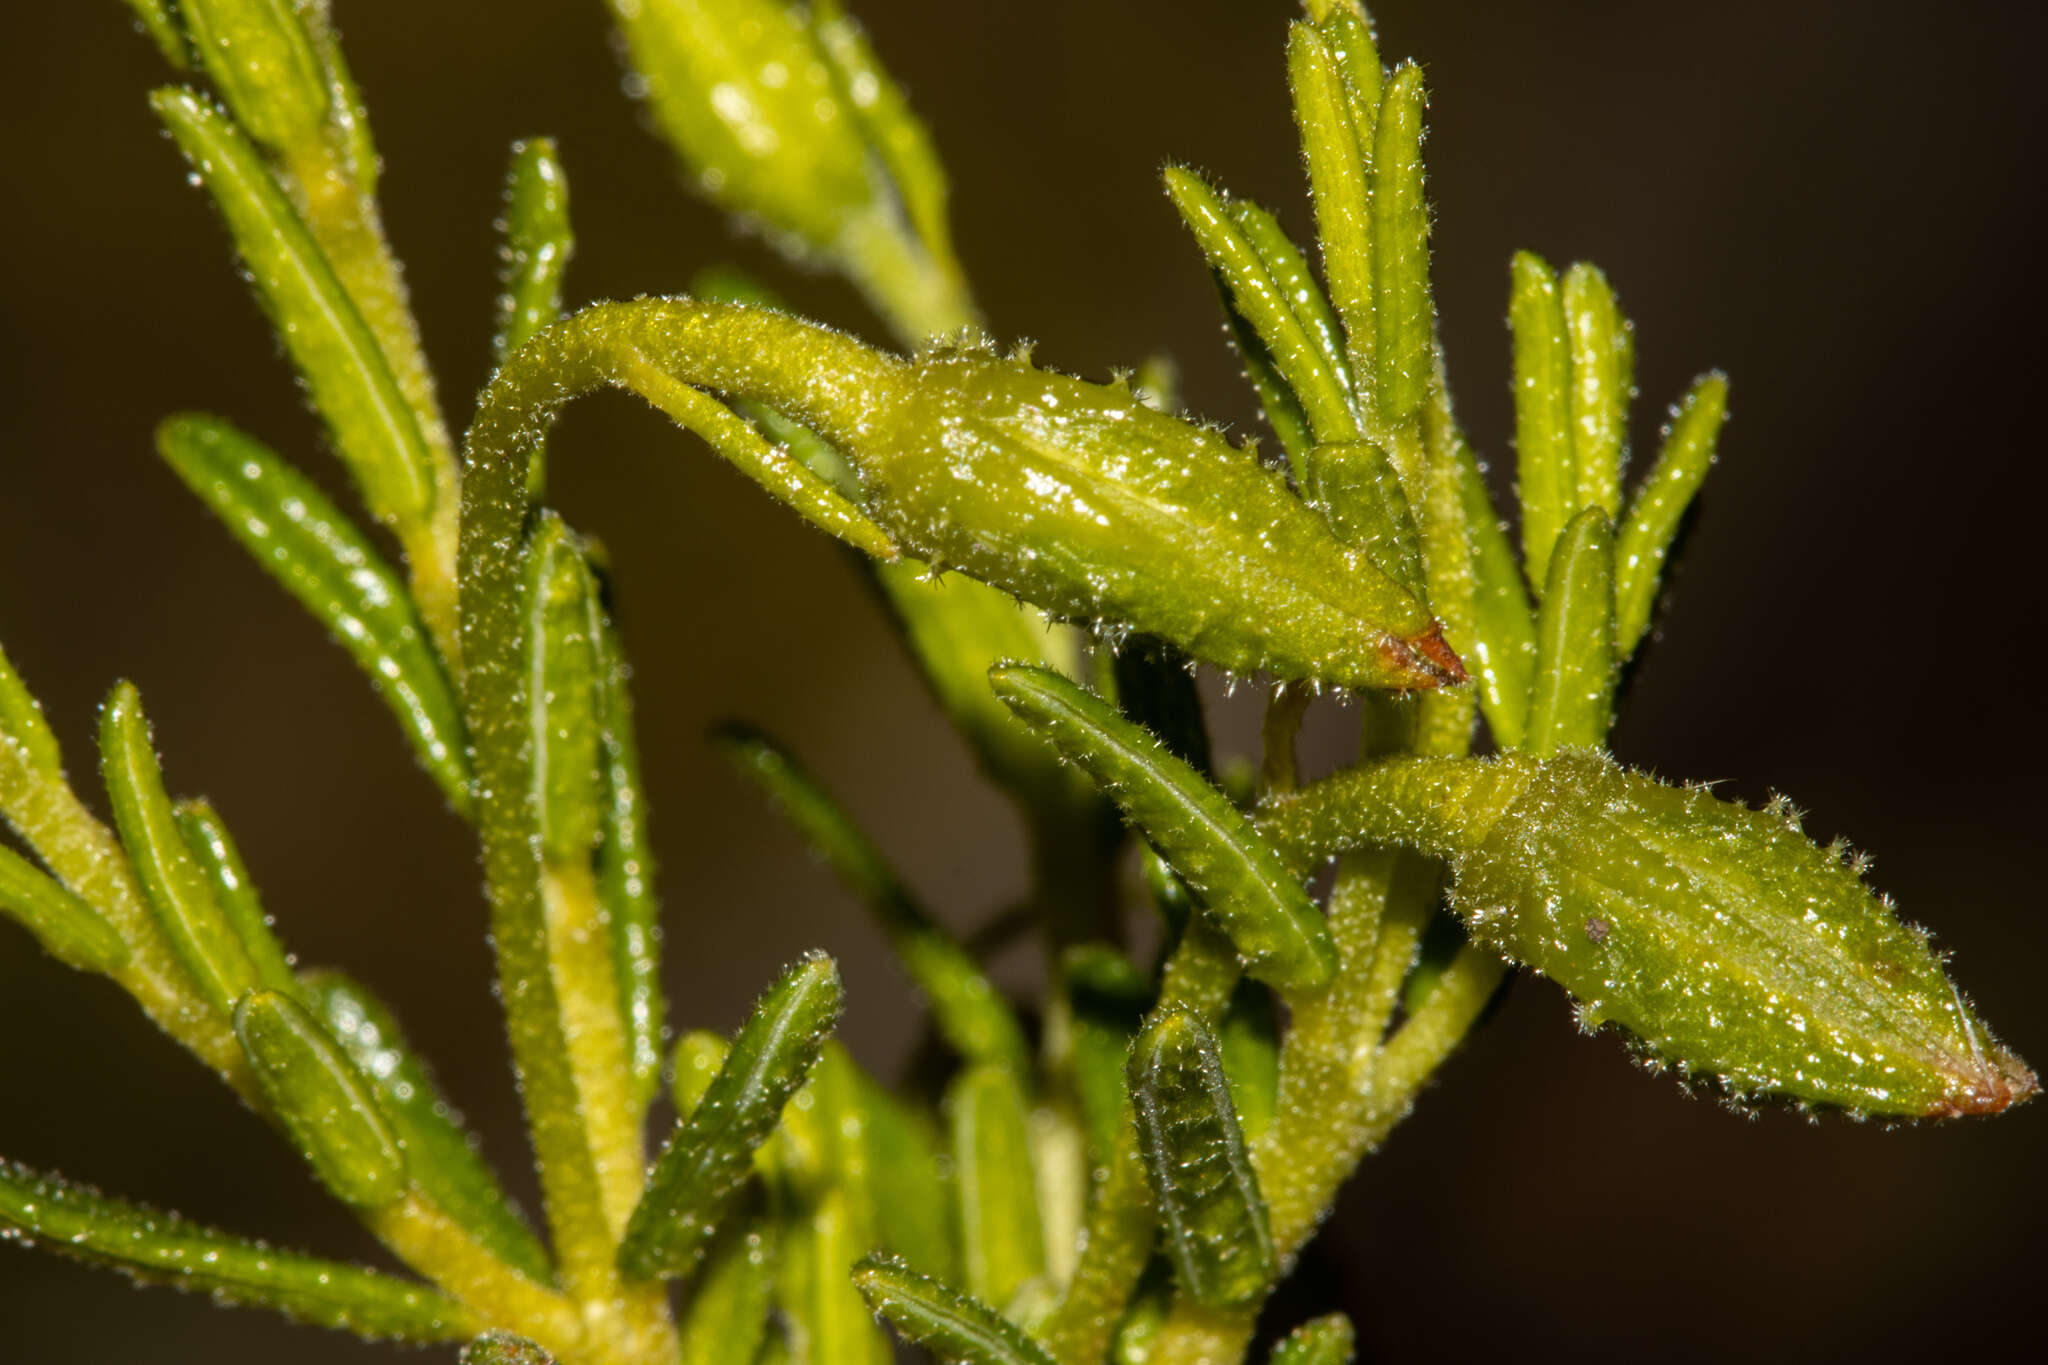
1301,440,1426,601
303,970,555,1284
525,515,605,866
855,1066,957,1280
594,603,666,1111
0,841,130,975
181,0,333,152
120,0,191,69
1453,447,1537,749
0,1158,470,1341
156,415,469,809
1217,981,1279,1144
1286,19,1376,394
1261,750,2038,1117
461,1331,558,1364
778,1184,892,1365
1062,946,1152,1169
990,666,1336,995
1270,1313,1355,1365
1128,1010,1273,1308
1509,250,1575,591
172,799,297,995
1370,61,1433,425
495,138,574,367
1615,373,1728,655
679,1212,778,1365
717,725,1029,1075
620,952,843,1280
235,988,407,1208
0,642,62,776
1524,507,1617,756
812,0,954,259
1164,166,1355,443
854,1255,1059,1365
1562,262,1635,517
1227,198,1355,408
947,1061,1045,1310
152,89,439,534
98,682,259,1015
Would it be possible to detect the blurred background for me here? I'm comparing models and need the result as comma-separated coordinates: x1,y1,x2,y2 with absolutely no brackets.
3,2,2045,1361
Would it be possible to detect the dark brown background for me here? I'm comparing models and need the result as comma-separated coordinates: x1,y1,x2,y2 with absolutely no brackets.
3,2,2044,1361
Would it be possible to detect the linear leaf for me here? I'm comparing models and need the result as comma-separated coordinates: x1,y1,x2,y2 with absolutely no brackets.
304,970,555,1284
1062,946,1152,1170
527,515,604,865
1303,440,1426,601
1164,166,1355,443
620,953,843,1281
672,1030,731,1119
1509,251,1575,591
812,0,954,260
0,643,62,776
990,666,1335,994
235,988,407,1208
1270,1313,1355,1365
1287,20,1375,392
157,414,467,807
854,1254,1059,1365
1227,198,1355,407
121,1,191,68
594,603,665,1110
1217,981,1279,1144
99,682,258,1015
1563,262,1635,517
181,0,333,152
0,1157,470,1341
855,1066,956,1281
0,841,130,974
947,1061,1044,1309
718,725,1028,1075
1370,62,1433,424
679,1211,777,1365
152,89,438,533
1454,448,1537,748
173,799,298,995
495,138,574,366
1128,1010,1273,1308
1615,373,1727,655
1524,508,1617,756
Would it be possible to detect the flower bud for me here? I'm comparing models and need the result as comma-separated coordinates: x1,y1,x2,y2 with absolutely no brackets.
1261,750,2035,1117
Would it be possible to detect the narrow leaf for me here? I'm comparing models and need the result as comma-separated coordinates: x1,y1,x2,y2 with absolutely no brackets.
679,1213,778,1365
854,1254,1059,1365
596,606,665,1109
1164,166,1355,443
718,725,1029,1075
1454,448,1537,748
462,1331,558,1364
235,988,407,1208
181,0,333,151
1562,262,1635,517
1370,61,1433,424
856,1067,956,1280
1128,1010,1273,1308
1229,199,1354,409
157,415,469,808
672,1030,731,1119
1217,982,1279,1144
1525,507,1618,756
1217,275,1315,467
990,666,1336,994
1270,1313,1356,1365
0,642,62,776
812,0,955,260
526,515,604,866
1302,439,1427,600
122,1,191,67
0,1158,470,1341
152,90,438,532
1063,946,1152,1169
98,682,258,1014
779,1185,892,1365
620,952,843,1280
1287,21,1374,390
1509,251,1575,590
948,1061,1045,1310
173,799,297,994
304,970,555,1284
495,138,574,366
1615,373,1727,655
0,842,130,974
